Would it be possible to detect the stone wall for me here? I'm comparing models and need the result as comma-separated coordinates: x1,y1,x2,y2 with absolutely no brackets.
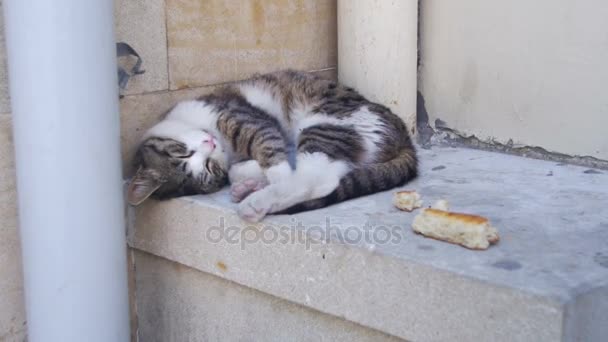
419,0,608,160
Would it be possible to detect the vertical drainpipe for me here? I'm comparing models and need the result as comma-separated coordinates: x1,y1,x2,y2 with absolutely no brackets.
337,0,419,134
3,1,130,341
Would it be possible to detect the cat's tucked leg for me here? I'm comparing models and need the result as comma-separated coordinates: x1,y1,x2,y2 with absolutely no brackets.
229,160,268,203
237,152,349,222
218,106,292,203
230,179,268,203
217,106,289,169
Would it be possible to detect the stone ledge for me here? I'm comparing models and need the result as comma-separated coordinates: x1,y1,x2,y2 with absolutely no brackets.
128,146,608,341
133,250,403,342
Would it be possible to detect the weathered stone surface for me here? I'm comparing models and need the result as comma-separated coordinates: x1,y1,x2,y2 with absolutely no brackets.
0,116,26,342
338,0,418,135
134,250,402,342
166,0,337,89
114,0,169,95
129,146,608,341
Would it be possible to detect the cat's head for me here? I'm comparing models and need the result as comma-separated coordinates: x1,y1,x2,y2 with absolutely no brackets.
127,119,229,205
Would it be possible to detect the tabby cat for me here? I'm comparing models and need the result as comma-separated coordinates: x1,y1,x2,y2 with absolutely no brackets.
127,70,417,222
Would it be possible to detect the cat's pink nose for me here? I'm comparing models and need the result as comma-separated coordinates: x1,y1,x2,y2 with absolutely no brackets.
202,138,216,149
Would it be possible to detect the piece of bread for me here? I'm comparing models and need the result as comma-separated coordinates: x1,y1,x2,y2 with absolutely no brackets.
431,199,450,211
412,208,499,250
393,191,422,212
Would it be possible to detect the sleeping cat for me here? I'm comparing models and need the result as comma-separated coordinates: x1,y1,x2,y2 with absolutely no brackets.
127,70,417,222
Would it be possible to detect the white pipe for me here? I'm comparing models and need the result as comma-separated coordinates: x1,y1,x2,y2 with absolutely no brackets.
338,0,419,132
3,1,129,341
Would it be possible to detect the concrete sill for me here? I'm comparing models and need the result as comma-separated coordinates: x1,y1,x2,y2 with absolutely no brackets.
128,146,608,342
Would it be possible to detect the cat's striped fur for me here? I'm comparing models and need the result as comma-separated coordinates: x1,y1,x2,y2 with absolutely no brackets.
128,70,417,221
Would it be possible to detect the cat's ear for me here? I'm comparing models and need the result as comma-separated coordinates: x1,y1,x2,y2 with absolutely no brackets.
127,168,164,206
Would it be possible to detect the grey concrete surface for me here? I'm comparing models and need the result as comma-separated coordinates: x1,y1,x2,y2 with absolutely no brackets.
129,146,608,341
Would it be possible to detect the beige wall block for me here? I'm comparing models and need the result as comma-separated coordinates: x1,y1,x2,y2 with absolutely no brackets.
119,86,218,176
167,0,337,89
420,0,608,159
0,116,26,341
338,0,418,133
115,0,169,95
133,250,402,342
0,0,11,114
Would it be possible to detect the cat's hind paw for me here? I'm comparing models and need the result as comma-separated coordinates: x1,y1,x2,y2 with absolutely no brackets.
230,178,268,203
237,198,270,222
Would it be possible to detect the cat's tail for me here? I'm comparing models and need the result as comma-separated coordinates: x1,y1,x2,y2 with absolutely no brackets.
277,146,418,214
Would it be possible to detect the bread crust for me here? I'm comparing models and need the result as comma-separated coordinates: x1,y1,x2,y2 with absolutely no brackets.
412,208,499,250
423,209,489,225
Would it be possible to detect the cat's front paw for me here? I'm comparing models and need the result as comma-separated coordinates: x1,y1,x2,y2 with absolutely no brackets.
237,192,272,222
230,178,268,203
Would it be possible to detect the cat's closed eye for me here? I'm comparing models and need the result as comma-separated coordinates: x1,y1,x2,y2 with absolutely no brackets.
172,151,194,159
165,144,193,159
